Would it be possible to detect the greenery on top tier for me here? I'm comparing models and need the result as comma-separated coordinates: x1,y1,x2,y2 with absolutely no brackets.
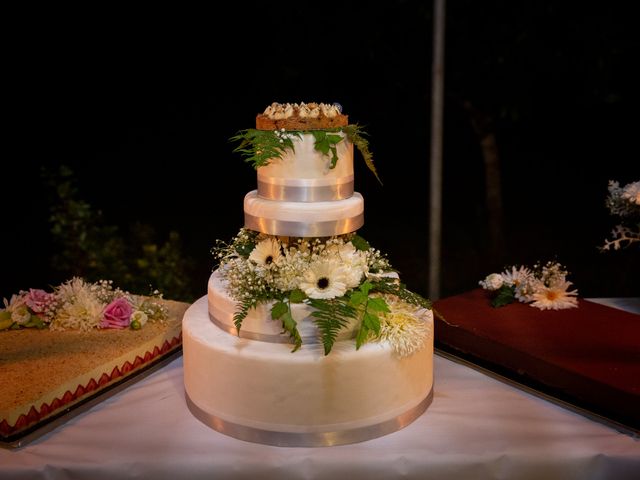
230,125,382,184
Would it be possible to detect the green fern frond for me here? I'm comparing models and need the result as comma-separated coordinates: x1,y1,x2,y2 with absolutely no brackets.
371,278,432,309
233,297,259,333
230,129,300,168
308,298,357,355
342,124,382,185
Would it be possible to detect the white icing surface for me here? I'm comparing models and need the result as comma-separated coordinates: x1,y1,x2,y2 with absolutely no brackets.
257,133,353,187
244,191,364,223
207,270,358,341
183,296,434,432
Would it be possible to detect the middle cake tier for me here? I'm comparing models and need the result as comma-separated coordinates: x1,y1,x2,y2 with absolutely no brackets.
244,190,364,237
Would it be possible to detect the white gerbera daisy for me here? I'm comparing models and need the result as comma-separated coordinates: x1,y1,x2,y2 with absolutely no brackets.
299,260,348,299
530,280,579,310
249,238,282,266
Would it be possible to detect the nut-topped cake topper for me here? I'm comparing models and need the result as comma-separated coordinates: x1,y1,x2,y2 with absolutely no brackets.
256,102,349,130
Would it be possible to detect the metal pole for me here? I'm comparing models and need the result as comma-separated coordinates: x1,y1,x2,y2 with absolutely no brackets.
429,0,446,300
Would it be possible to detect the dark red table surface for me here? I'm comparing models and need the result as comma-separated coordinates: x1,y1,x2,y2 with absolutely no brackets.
433,289,640,429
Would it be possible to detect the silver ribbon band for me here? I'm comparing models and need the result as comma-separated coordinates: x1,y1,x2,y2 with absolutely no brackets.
186,388,433,447
257,178,354,202
209,312,321,344
245,212,364,237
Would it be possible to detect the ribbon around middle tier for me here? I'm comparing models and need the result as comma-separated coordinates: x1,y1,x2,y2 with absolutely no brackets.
257,175,354,202
209,312,321,344
245,212,364,237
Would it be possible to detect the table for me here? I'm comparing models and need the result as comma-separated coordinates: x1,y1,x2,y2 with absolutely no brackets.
2,301,639,480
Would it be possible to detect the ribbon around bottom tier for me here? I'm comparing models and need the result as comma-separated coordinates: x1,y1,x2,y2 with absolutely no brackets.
185,388,433,447
244,212,364,237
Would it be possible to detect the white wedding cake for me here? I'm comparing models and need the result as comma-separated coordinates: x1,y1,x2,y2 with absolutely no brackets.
182,102,434,446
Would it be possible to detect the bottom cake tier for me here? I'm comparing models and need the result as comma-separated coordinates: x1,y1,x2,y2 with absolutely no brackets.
182,296,433,447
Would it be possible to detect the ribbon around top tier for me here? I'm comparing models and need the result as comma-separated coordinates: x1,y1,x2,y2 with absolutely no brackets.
257,175,354,202
245,212,364,237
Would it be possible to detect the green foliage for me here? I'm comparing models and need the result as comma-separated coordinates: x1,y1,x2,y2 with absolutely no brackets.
308,297,357,355
211,228,260,266
349,281,390,349
491,284,516,307
342,124,382,185
230,125,382,184
288,288,306,304
350,234,371,251
271,299,303,352
371,278,432,309
311,130,343,168
43,166,197,302
230,129,300,168
234,297,259,333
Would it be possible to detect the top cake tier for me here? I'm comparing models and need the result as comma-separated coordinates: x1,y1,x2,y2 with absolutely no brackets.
256,102,348,130
254,102,355,202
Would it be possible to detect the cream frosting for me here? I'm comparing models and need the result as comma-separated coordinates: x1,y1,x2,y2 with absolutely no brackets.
244,191,363,223
183,296,433,432
257,132,353,188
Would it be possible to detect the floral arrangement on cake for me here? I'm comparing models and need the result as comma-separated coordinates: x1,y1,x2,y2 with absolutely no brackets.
212,229,432,356
479,261,579,310
600,179,640,251
0,278,168,332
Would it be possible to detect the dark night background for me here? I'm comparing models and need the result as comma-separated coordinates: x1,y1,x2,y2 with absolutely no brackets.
3,1,638,302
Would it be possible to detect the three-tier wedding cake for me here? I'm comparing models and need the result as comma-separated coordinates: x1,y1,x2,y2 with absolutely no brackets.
182,102,434,446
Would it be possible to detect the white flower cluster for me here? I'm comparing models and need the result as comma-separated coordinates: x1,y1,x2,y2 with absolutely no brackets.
479,261,579,310
274,128,296,144
601,179,640,251
218,233,391,301
1,277,168,332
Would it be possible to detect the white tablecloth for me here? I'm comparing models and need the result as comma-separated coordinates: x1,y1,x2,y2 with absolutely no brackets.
2,301,639,480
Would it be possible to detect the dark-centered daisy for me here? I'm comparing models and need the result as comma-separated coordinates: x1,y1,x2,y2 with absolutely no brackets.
299,260,348,299
249,238,282,267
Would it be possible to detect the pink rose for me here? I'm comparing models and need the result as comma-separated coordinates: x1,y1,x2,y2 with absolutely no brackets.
100,297,133,329
25,289,53,314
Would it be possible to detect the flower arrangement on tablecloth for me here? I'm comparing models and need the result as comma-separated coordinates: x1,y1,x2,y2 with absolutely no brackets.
600,180,640,251
0,278,168,332
479,261,578,310
212,228,433,356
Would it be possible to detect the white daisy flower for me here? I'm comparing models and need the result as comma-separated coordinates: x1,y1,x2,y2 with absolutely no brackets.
249,238,282,267
530,280,579,310
299,260,348,299
501,265,532,288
